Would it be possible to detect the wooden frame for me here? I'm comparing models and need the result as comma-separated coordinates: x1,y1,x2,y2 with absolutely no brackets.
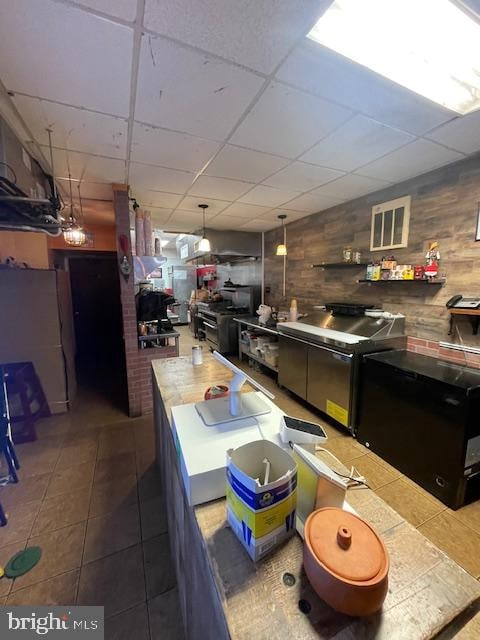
370,195,411,251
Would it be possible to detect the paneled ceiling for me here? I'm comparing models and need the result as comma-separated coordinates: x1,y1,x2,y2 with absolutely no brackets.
0,0,479,232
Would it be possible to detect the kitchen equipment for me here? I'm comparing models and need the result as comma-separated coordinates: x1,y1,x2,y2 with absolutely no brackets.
325,302,374,317
279,416,327,446
277,306,405,431
357,350,480,509
192,345,203,365
170,265,197,324
197,286,260,353
303,507,389,616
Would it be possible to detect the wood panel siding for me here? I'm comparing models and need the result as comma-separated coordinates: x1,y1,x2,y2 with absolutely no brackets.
264,154,480,350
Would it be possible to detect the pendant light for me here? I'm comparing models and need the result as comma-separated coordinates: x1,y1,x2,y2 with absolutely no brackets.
198,203,211,252
276,214,287,256
63,174,86,247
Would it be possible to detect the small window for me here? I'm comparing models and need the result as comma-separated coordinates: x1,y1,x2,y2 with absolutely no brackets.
370,196,411,251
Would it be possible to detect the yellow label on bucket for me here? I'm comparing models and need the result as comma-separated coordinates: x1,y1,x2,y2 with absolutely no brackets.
326,400,349,427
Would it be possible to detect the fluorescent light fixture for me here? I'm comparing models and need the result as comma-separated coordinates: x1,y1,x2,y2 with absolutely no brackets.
307,0,480,114
160,239,170,248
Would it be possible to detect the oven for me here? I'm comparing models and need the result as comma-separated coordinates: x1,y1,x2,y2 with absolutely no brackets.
197,309,219,350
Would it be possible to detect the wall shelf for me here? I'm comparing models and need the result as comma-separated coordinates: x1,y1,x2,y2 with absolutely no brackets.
312,262,369,269
357,278,446,285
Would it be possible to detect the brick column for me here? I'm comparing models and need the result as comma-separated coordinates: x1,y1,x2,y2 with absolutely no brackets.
113,184,142,416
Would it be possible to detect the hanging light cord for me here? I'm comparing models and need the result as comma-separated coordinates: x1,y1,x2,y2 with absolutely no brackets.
77,182,84,229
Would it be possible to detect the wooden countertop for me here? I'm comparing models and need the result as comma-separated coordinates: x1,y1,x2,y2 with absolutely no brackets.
152,353,480,640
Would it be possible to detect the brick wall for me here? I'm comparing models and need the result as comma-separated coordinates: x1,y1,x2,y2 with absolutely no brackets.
407,337,480,369
113,185,177,416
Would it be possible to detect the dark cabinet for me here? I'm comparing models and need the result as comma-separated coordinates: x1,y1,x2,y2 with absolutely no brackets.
357,350,480,509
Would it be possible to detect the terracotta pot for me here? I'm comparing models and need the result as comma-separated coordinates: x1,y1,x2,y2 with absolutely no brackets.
303,507,389,617
204,385,229,400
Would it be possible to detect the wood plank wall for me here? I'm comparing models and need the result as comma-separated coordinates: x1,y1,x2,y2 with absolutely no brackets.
264,153,480,348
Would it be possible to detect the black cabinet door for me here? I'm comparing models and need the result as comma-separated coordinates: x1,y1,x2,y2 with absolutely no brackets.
357,359,467,507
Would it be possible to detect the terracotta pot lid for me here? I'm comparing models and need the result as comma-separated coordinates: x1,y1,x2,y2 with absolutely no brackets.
305,508,387,583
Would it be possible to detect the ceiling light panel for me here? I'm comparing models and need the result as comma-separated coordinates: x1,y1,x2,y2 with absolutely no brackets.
300,114,415,171
129,163,195,193
230,82,352,158
0,0,133,117
205,145,289,183
131,123,220,172
308,0,480,115
144,0,325,75
262,161,344,191
12,95,128,159
135,35,264,140
276,41,455,135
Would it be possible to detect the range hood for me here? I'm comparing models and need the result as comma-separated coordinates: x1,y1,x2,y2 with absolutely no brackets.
179,229,261,264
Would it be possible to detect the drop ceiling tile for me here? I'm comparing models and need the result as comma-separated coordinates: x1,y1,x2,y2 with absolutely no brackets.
263,161,344,191
0,0,133,116
426,110,480,155
147,207,173,226
144,0,324,75
57,180,113,201
209,215,250,230
135,191,183,209
135,35,264,140
131,123,220,172
314,174,392,200
164,209,216,233
238,184,300,207
205,145,289,182
259,209,310,222
220,203,272,219
300,115,415,172
176,196,231,215
276,41,455,136
240,219,278,231
79,198,115,224
281,191,344,213
230,82,352,158
357,139,464,183
72,0,137,21
45,147,126,183
129,163,194,193
188,176,254,200
12,95,127,158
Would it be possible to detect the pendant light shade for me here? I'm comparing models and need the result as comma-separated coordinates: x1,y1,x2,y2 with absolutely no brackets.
276,214,287,256
63,227,86,247
63,175,86,247
198,204,211,252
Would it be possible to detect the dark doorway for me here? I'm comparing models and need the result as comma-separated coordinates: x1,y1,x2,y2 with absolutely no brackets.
67,252,128,415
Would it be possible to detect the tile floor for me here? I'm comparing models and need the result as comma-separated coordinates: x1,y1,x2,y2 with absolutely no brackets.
1,324,480,639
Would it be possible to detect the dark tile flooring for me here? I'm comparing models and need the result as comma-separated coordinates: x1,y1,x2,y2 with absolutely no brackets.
0,384,184,640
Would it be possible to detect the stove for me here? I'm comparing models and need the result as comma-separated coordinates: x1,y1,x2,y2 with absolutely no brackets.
197,301,249,316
